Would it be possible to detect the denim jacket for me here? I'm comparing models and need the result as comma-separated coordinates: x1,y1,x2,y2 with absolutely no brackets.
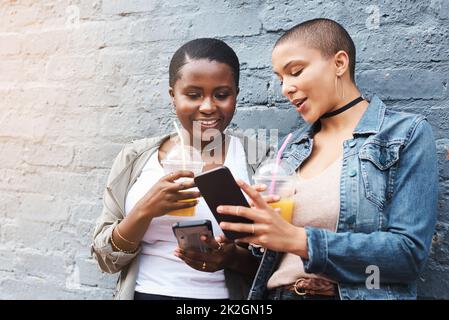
248,96,438,300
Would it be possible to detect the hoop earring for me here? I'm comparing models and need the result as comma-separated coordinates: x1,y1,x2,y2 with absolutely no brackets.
335,76,345,100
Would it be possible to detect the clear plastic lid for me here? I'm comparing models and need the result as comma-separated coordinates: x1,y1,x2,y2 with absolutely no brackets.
163,144,202,163
161,144,204,174
254,158,295,180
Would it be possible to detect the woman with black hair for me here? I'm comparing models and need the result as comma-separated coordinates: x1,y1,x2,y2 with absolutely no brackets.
91,38,272,300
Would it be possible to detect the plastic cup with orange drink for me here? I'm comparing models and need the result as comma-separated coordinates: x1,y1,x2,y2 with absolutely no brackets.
253,160,296,223
161,145,204,217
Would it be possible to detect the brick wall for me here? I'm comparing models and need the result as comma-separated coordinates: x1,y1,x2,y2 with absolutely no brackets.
0,0,448,299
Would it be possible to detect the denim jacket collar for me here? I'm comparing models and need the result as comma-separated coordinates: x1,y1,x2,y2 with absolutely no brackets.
353,95,386,135
290,95,386,145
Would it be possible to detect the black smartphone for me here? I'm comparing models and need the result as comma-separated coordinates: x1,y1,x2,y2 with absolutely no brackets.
172,219,214,253
194,166,253,240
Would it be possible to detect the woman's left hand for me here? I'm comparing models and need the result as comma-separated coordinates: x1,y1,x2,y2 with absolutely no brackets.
174,235,235,272
217,180,308,257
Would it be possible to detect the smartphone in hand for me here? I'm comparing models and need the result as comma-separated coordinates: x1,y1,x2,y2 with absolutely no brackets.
172,219,213,253
194,166,253,240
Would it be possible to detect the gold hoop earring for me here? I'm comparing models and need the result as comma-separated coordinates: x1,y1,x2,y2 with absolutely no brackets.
335,76,345,100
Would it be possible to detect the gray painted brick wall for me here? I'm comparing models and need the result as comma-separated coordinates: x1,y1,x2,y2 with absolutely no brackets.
0,0,448,299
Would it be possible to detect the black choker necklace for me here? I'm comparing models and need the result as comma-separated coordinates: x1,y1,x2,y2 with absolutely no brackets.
320,96,364,119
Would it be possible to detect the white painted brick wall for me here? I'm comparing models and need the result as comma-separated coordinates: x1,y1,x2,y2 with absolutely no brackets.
0,0,448,299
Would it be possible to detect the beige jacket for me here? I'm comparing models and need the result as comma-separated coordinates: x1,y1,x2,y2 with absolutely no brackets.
91,131,272,300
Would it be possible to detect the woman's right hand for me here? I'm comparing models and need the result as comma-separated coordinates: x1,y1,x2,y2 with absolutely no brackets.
218,180,308,257
135,170,201,219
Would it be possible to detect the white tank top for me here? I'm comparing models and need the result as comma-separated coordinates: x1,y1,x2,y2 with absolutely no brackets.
125,136,250,299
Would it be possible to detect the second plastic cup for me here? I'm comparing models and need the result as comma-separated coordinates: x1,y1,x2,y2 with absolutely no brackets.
253,176,296,223
253,159,296,223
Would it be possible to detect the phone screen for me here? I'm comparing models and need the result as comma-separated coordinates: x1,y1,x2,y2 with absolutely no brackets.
172,220,213,253
194,166,253,240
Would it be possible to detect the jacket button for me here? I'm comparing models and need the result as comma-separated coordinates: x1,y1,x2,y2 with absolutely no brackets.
347,215,356,225
349,169,357,177
349,140,357,148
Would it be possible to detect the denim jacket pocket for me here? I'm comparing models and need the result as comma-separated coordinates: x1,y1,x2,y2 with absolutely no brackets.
359,141,402,210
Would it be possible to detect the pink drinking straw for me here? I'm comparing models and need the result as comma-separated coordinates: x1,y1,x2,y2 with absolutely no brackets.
269,133,293,195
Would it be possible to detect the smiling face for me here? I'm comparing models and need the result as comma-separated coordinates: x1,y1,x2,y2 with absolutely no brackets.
272,41,342,123
169,59,238,144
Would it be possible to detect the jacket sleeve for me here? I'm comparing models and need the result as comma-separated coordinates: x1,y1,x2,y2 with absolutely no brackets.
90,146,142,274
303,119,438,283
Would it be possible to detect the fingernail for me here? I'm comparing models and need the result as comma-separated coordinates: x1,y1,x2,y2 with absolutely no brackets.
260,184,267,189
274,195,280,201
217,206,223,213
200,235,207,241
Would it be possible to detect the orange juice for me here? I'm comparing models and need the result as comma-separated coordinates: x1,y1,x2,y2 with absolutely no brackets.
167,198,197,216
269,198,294,223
